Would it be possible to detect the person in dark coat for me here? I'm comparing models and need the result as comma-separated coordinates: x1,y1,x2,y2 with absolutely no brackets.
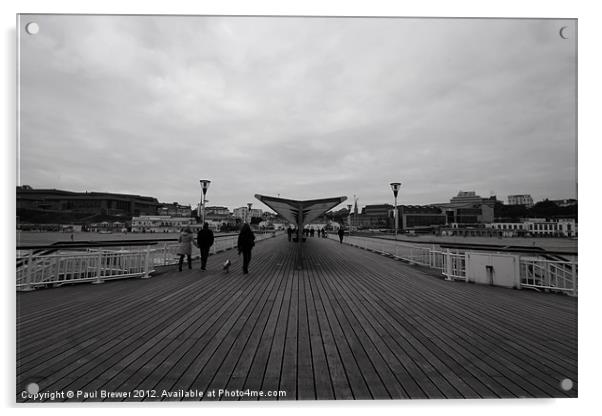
237,223,255,274
310,228,315,237
196,222,215,271
287,226,293,242
338,226,345,244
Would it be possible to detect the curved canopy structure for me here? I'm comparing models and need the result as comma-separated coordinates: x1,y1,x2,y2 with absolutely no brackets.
254,194,347,229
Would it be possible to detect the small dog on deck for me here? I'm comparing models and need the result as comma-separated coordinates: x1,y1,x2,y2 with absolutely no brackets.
222,259,232,273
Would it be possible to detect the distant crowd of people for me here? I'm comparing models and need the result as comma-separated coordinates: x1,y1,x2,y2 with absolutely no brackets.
286,226,328,241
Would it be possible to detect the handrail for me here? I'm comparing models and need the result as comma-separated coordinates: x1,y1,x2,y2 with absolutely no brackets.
16,231,275,251
334,234,576,296
350,232,578,256
16,231,281,291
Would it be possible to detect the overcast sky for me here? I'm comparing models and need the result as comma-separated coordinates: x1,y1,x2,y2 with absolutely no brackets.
18,15,576,212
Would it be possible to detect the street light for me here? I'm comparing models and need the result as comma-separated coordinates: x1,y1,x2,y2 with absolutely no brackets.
247,202,253,224
347,204,352,232
199,179,211,224
390,182,402,239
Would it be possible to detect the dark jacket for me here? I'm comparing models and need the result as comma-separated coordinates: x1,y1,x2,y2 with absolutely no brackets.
238,224,255,253
197,226,215,248
338,228,345,238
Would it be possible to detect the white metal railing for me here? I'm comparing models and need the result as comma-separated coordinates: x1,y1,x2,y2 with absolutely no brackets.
333,234,576,295
441,250,467,281
16,231,280,291
519,257,578,295
16,247,153,291
335,235,468,281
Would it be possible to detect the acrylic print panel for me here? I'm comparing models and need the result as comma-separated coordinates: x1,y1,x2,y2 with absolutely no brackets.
16,14,577,402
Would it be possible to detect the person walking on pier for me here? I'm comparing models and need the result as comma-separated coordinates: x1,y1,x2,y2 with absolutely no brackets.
338,226,345,244
177,227,194,272
287,225,293,242
196,222,215,271
237,223,255,274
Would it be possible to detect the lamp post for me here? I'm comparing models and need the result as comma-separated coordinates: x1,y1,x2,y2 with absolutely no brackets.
353,194,357,231
347,204,352,232
199,179,211,224
390,182,401,239
247,202,253,224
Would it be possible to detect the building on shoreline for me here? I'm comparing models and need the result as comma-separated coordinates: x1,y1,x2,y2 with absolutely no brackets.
158,202,192,217
130,216,194,233
486,218,577,238
397,205,447,230
508,194,534,208
430,191,496,225
17,186,159,217
205,206,230,216
233,206,263,221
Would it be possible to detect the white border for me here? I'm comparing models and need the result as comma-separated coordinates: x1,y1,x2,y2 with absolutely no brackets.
3,1,599,416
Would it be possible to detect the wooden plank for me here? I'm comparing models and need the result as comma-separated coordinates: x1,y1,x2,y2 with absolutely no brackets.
219,243,293,401
16,234,577,402
46,270,253,401
302,256,336,400
308,252,426,399
306,258,371,399
18,272,233,396
325,254,513,398
276,268,299,399
174,255,282,402
142,246,280,401
221,239,294,400
359,254,577,393
309,256,394,399
296,266,316,400
322,237,576,396
332,247,552,398
204,243,297,401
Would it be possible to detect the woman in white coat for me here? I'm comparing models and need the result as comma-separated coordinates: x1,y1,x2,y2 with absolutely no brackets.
177,227,194,271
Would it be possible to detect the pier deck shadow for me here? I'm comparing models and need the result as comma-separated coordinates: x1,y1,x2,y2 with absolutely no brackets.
16,235,577,401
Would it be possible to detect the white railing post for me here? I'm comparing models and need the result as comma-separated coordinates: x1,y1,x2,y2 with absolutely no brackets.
142,245,151,279
430,245,435,268
92,251,104,284
513,255,521,289
571,261,577,296
21,251,35,291
162,242,168,266
445,249,453,281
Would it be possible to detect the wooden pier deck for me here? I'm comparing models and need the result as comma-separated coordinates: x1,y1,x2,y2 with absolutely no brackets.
16,234,577,401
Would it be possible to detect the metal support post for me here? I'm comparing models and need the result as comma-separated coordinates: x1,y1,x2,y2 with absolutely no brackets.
571,261,577,296
142,246,152,279
21,251,35,291
92,251,104,284
445,249,453,281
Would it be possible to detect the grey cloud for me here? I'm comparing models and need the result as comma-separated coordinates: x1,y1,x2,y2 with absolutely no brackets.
19,16,576,210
